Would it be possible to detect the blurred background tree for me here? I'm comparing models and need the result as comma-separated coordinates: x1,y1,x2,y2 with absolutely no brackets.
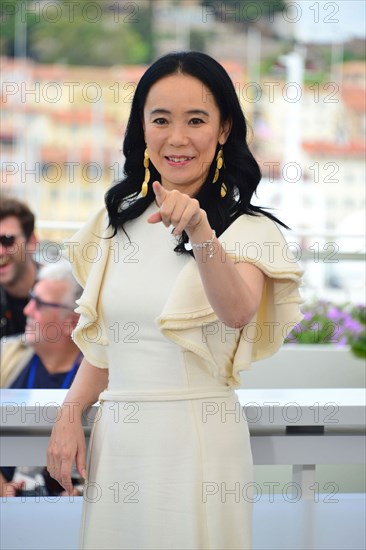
1,0,363,67
0,0,154,65
200,0,286,30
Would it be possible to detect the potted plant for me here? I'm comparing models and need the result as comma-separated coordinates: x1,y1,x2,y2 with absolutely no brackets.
241,301,365,389
285,300,366,359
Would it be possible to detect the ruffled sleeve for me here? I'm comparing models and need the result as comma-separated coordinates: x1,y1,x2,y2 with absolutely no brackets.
156,214,303,386
62,208,112,369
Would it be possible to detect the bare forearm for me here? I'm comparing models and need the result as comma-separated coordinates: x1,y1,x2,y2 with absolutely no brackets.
187,215,264,328
148,182,264,327
61,358,108,417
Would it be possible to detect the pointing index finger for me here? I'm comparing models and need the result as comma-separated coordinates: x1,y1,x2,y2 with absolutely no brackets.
152,181,167,206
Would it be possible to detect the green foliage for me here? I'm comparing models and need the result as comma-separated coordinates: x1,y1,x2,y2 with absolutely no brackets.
0,0,39,57
190,30,209,52
343,49,366,62
0,0,153,65
303,72,328,85
351,333,366,359
285,301,366,360
201,0,286,25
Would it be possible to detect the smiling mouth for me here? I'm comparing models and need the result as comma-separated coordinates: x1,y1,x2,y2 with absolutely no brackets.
165,156,193,163
0,257,10,267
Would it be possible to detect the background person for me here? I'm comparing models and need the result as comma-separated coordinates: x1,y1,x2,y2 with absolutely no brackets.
48,51,303,550
0,196,39,339
0,259,83,497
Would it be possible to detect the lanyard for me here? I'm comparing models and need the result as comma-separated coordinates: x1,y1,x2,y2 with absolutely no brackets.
26,353,82,389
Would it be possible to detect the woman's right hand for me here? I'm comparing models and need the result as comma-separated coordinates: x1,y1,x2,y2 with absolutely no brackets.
46,358,109,494
46,406,87,495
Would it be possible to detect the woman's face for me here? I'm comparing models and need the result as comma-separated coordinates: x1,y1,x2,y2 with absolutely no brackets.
143,73,230,197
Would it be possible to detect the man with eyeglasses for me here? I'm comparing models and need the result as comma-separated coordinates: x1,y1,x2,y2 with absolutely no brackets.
0,196,39,339
0,259,83,497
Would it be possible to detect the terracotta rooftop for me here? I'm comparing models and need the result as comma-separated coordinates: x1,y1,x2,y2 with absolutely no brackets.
341,87,366,112
302,140,366,155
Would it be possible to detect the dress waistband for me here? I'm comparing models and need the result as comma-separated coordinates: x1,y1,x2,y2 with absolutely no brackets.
99,386,235,402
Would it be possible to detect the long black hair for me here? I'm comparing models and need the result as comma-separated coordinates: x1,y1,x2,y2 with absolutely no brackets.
105,51,286,253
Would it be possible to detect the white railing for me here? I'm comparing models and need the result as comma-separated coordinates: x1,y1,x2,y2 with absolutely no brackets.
1,388,365,550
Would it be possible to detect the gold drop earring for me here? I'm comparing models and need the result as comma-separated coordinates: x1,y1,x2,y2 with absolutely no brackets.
140,148,150,197
212,146,227,198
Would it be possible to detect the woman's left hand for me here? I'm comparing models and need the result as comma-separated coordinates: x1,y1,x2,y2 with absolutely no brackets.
147,181,206,237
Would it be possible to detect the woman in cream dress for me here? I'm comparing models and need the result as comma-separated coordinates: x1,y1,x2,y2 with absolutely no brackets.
47,52,303,550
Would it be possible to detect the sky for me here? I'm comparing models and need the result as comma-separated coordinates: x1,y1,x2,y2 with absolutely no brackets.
294,0,366,43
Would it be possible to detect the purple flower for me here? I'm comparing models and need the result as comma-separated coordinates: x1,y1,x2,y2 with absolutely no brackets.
344,318,363,334
284,299,365,349
336,336,348,347
327,307,342,321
